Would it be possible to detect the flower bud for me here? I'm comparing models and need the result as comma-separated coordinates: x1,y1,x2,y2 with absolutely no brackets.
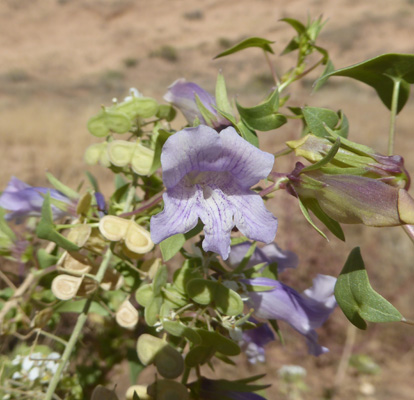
288,165,414,227
287,134,410,189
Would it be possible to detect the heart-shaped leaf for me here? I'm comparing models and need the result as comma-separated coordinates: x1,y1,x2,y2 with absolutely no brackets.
319,53,414,113
334,247,403,330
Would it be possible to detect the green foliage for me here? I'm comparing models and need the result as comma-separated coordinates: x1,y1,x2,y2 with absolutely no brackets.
214,37,275,59
320,53,414,113
335,247,402,329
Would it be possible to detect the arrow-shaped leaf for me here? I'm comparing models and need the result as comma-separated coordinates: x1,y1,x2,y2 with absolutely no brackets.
334,247,402,330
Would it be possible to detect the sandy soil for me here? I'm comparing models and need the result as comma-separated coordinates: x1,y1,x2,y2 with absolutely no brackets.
1,0,414,399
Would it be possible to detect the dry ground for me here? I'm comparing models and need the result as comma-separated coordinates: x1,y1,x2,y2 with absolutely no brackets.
1,0,414,399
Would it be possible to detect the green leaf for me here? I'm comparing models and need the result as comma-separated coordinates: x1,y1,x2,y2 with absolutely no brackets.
162,320,202,345
313,59,335,92
214,37,274,59
280,18,306,35
319,53,414,113
0,208,16,241
196,329,240,356
334,247,403,330
152,264,168,296
236,90,287,132
195,94,216,126
302,107,342,138
185,345,215,367
85,171,100,193
37,249,58,269
36,193,80,252
144,294,163,326
159,222,203,261
46,172,79,199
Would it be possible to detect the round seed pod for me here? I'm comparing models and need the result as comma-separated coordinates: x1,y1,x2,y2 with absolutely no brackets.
115,300,138,329
154,345,184,379
62,254,92,275
99,215,129,242
124,221,154,254
67,224,92,247
51,275,83,300
147,380,189,400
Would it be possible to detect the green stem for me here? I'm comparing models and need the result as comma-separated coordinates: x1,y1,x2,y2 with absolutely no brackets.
388,79,401,156
44,183,137,400
44,249,113,400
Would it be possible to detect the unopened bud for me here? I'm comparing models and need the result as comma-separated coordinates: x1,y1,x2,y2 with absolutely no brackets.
289,167,414,227
287,134,410,188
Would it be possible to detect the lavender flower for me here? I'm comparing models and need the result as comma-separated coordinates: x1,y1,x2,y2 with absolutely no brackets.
150,125,277,260
239,320,275,364
0,177,72,223
228,242,298,273
190,377,268,400
244,274,337,356
164,78,231,129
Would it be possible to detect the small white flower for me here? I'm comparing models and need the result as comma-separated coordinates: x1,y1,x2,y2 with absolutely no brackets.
124,88,143,102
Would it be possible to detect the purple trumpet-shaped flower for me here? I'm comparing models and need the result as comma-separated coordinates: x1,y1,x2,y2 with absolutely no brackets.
244,274,337,356
239,320,275,364
150,125,278,260
228,242,298,273
0,177,73,223
164,78,231,129
189,377,268,400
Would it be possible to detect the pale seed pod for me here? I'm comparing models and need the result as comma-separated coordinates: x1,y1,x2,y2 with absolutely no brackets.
51,275,83,300
99,268,124,291
126,385,152,400
67,224,92,247
99,215,129,241
99,216,154,255
62,254,92,275
77,277,99,297
115,300,138,329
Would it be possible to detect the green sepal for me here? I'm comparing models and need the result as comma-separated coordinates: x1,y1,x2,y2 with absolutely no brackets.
318,53,414,113
195,94,216,126
159,222,203,261
300,137,341,173
236,89,287,132
304,198,345,241
215,72,233,116
296,195,328,241
334,247,403,330
236,121,259,147
214,37,274,59
36,193,80,252
46,172,80,199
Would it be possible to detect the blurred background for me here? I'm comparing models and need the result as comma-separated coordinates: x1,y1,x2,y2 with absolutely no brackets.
1,0,414,398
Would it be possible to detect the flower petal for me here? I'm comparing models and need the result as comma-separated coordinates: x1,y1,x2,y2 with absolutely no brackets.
164,78,217,125
160,126,274,189
229,188,277,244
244,275,336,355
150,183,199,244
